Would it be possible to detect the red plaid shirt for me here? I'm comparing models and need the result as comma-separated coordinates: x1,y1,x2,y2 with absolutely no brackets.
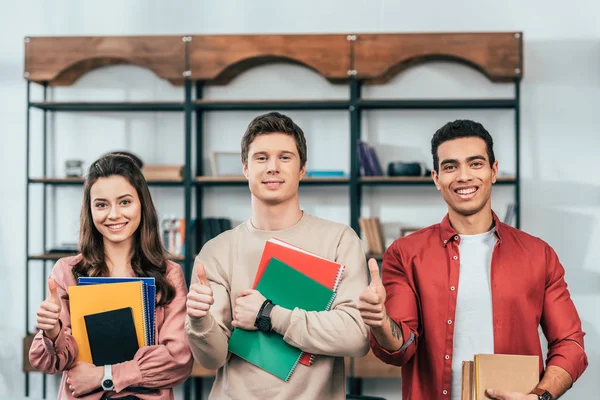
371,212,588,399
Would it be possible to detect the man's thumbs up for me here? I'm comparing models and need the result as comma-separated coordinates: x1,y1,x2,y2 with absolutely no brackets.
187,260,214,320
368,258,382,288
196,260,209,286
358,258,387,329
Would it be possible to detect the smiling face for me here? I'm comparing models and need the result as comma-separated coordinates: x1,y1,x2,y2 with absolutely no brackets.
90,175,142,248
432,137,498,217
243,132,305,206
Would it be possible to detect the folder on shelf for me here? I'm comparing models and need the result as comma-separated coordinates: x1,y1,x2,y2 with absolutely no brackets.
229,257,336,381
69,281,148,364
461,354,539,400
84,307,139,366
252,238,345,366
77,277,156,345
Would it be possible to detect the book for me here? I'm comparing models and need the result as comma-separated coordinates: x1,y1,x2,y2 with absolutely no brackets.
229,257,336,381
69,281,148,364
84,307,139,366
77,277,156,345
461,361,474,400
252,238,345,366
461,354,539,400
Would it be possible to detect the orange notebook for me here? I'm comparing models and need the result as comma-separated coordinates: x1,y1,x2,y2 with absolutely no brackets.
69,281,147,363
253,238,345,366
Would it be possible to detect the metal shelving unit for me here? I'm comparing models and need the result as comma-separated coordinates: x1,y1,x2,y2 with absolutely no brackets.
24,32,522,400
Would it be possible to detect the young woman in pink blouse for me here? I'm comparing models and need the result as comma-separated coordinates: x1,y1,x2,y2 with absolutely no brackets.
29,154,193,400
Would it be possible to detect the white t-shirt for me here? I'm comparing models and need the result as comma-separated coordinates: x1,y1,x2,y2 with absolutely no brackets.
451,227,498,400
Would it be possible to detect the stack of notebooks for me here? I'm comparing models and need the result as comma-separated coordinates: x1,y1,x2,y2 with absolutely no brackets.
461,354,539,400
228,238,345,381
69,277,156,366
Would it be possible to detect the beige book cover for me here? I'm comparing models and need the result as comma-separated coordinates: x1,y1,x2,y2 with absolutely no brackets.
462,360,474,400
474,354,539,400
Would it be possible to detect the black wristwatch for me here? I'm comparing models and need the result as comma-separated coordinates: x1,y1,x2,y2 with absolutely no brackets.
530,388,553,400
255,299,275,332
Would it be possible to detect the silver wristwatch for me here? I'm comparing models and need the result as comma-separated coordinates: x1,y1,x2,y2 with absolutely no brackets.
101,364,115,391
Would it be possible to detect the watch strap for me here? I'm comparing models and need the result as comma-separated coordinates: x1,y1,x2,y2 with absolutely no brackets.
255,299,272,327
262,301,275,318
530,388,553,400
102,364,114,390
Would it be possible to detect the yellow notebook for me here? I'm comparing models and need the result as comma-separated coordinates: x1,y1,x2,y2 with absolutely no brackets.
69,281,147,363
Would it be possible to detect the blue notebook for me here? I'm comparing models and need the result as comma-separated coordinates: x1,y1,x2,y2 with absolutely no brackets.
77,277,156,345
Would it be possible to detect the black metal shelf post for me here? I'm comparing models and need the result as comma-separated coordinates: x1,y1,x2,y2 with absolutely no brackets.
193,80,205,400
24,79,31,399
514,80,521,229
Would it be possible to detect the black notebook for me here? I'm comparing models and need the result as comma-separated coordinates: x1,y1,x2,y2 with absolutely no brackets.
84,307,139,366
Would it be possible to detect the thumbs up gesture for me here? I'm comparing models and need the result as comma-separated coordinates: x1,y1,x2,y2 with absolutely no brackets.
36,277,62,341
358,258,387,328
186,260,214,319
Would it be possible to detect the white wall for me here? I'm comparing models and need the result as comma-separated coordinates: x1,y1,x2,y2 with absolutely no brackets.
1,1,599,399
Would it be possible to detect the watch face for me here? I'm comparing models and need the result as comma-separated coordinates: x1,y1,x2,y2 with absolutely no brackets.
103,379,113,388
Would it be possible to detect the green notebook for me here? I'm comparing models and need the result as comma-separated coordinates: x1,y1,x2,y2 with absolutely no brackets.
228,257,336,381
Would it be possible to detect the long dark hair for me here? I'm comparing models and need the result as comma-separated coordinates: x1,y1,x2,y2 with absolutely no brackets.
73,154,175,306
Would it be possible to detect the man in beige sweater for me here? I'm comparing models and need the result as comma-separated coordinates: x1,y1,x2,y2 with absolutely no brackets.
185,111,370,399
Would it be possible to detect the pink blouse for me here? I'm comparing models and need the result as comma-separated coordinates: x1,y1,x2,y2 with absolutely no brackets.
29,255,193,400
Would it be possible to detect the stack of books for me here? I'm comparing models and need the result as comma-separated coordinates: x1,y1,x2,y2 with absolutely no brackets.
142,165,183,181
461,354,539,399
69,278,156,365
357,140,384,176
227,239,345,381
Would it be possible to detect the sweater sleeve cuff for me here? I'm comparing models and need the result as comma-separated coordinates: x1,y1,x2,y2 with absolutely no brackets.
185,314,215,336
41,328,67,355
112,360,143,393
270,306,293,335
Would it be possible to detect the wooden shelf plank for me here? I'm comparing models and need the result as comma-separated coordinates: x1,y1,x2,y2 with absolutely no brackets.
195,176,349,185
359,176,516,185
29,101,184,112
354,32,522,84
24,36,186,86
195,99,350,111
29,177,184,186
188,34,350,84
357,98,517,110
29,253,185,261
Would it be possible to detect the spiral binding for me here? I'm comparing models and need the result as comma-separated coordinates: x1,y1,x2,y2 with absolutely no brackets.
332,265,345,293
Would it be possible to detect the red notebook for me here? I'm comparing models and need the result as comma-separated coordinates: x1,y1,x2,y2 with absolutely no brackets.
253,238,345,366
